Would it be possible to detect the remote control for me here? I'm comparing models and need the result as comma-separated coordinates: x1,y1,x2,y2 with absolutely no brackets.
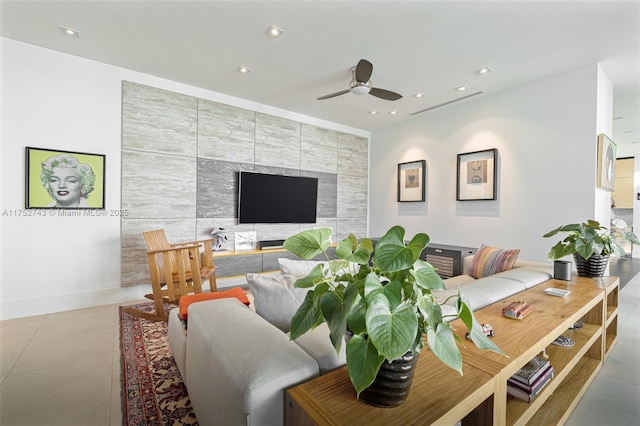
545,288,571,297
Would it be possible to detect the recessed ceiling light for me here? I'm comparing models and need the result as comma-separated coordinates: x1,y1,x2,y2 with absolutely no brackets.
613,115,624,120
237,66,251,74
369,110,378,115
389,110,398,115
414,93,426,98
475,67,493,75
59,25,79,38
267,25,284,38
456,85,469,91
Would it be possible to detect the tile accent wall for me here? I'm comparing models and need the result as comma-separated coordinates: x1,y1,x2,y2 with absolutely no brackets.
121,81,368,287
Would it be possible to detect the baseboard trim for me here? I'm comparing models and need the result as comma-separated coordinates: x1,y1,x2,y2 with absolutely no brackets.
0,285,149,320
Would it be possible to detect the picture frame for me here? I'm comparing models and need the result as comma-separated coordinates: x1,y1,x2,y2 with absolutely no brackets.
234,231,257,252
25,147,106,209
456,148,497,201
397,160,426,202
596,133,616,192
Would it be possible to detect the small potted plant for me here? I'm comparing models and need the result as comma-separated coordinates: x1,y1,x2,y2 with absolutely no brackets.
543,219,640,277
284,225,505,406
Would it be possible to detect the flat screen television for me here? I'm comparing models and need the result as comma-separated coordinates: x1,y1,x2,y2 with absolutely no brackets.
238,171,318,224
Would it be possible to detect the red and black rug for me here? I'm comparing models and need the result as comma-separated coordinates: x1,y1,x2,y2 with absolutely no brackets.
119,303,198,426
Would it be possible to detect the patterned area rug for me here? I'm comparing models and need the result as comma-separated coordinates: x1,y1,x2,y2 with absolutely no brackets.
119,302,198,426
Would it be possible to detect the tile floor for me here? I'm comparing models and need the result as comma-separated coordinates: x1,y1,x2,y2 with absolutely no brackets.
1,276,639,426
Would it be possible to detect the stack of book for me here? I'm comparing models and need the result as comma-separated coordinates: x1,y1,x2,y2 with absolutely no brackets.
507,356,554,403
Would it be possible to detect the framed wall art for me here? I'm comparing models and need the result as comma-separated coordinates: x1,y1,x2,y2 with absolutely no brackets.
397,160,425,202
456,148,497,201
596,133,616,192
234,231,257,252
25,147,106,209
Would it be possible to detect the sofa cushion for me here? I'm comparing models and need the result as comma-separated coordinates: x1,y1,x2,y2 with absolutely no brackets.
443,274,476,289
437,275,527,311
469,244,520,279
247,273,308,332
167,307,188,383
186,298,318,426
493,268,553,289
293,322,347,375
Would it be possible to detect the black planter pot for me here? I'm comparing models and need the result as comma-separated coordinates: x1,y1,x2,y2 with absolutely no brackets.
359,352,419,408
573,254,609,277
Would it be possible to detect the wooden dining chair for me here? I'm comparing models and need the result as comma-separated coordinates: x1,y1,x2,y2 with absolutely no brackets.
123,229,218,321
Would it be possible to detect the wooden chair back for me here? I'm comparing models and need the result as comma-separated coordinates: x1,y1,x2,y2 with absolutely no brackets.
122,229,218,321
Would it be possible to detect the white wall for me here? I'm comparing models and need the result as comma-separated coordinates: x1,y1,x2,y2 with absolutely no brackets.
369,65,606,263
0,38,366,320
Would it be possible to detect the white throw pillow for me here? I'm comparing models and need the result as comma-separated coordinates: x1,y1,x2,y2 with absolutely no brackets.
278,258,325,276
246,273,309,332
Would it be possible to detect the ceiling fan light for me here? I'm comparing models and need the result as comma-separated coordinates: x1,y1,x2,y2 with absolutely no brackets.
351,85,371,95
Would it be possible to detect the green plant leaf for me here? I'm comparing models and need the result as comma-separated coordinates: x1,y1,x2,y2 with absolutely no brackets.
346,334,385,397
411,260,445,290
574,238,595,260
383,280,403,310
427,324,462,375
335,237,373,265
283,228,332,259
373,226,429,272
320,284,359,353
293,263,326,288
417,293,442,328
366,294,417,361
346,294,367,334
364,272,384,301
456,295,506,356
289,290,323,340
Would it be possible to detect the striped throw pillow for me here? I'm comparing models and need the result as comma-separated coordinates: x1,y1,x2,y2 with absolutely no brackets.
469,244,520,279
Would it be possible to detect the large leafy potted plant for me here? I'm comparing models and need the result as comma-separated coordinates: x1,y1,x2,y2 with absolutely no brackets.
284,225,505,406
543,219,640,277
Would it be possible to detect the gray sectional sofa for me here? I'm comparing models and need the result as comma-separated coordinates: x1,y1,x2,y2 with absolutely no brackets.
167,255,553,425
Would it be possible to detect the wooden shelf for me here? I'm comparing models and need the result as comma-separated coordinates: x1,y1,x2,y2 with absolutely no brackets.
524,355,601,425
286,354,495,425
285,276,619,426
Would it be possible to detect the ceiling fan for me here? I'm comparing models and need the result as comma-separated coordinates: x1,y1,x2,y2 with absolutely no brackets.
317,59,402,101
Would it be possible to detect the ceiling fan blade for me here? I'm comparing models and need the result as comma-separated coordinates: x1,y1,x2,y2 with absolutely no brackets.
370,87,403,101
355,59,373,83
317,89,350,100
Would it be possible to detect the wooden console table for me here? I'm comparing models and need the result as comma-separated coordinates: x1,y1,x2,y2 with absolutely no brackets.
285,276,619,425
286,353,495,425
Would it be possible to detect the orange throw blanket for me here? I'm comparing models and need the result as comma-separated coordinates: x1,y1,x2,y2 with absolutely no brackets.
179,287,250,320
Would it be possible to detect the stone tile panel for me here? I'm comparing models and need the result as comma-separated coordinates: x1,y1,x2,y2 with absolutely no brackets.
122,150,196,219
301,170,337,218
197,158,254,218
122,81,197,156
337,175,368,218
255,113,301,169
301,124,338,173
338,132,368,177
197,99,256,163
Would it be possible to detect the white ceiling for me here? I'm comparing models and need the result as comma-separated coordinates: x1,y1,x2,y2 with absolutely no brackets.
2,0,639,150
